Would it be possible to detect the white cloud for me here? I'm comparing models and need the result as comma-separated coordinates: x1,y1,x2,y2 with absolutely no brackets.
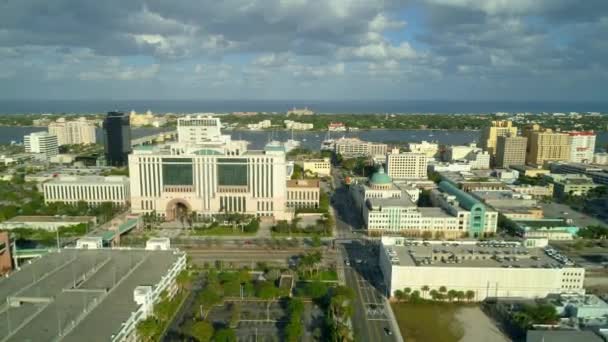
79,62,160,81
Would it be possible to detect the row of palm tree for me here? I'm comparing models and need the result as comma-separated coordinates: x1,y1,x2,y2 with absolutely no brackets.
394,286,476,302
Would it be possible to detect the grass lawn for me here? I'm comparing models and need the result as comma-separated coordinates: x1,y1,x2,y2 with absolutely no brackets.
299,270,338,281
191,226,256,236
391,302,466,342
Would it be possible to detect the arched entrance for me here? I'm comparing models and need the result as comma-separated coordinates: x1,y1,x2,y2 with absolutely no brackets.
166,199,191,222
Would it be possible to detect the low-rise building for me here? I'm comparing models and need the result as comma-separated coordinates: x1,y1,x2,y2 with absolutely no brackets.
549,294,608,321
511,165,551,178
334,137,387,158
300,158,331,177
247,119,272,130
43,175,130,206
594,152,608,165
0,215,96,231
471,190,543,220
544,173,598,198
284,120,313,130
328,122,346,132
508,184,554,198
380,237,585,302
444,143,480,162
286,179,320,209
428,162,472,173
430,181,498,238
129,110,168,127
513,219,580,240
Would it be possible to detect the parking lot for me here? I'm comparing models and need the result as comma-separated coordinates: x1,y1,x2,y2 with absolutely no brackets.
542,202,605,228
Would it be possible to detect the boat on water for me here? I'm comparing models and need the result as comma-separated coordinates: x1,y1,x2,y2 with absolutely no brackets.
320,130,335,151
284,139,301,152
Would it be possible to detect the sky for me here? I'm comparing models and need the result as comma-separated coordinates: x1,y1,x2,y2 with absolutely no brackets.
0,0,607,101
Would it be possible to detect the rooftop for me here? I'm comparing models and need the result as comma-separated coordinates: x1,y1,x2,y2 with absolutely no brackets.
368,195,416,209
418,207,452,218
0,248,183,342
526,330,603,342
48,175,129,184
0,215,95,223
383,240,571,269
286,179,320,188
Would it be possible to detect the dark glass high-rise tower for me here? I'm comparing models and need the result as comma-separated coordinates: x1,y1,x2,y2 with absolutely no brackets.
103,111,131,166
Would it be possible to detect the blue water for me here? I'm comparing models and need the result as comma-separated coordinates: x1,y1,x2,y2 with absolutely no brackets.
0,100,607,114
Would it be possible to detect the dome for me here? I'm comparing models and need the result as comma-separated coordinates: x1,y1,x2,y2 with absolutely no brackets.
370,167,392,185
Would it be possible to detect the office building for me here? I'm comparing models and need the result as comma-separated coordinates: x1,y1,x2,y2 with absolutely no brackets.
466,150,490,169
386,150,427,179
495,135,527,168
286,179,320,209
594,153,608,165
0,246,186,342
568,131,596,164
508,184,554,198
43,175,130,206
103,112,131,166
129,119,291,221
408,141,438,158
524,125,570,166
380,237,585,302
430,181,498,237
480,121,518,156
445,143,480,161
334,137,387,158
513,219,580,240
177,115,231,145
24,131,59,160
545,173,598,198
48,117,97,145
301,158,331,177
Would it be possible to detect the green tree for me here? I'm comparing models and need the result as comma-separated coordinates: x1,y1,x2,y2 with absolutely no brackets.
190,320,214,342
214,328,237,342
465,290,475,302
136,317,160,342
421,285,430,299
394,289,404,302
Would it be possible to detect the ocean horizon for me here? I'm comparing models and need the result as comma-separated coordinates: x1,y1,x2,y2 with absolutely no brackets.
0,99,607,115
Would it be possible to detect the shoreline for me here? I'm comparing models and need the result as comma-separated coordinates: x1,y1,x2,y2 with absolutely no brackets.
0,125,481,132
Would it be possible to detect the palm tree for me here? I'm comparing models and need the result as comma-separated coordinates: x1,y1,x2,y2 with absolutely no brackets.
439,286,447,294
465,290,475,302
404,287,412,295
421,285,430,299
455,291,465,302
447,289,458,302
429,289,439,301
394,289,404,302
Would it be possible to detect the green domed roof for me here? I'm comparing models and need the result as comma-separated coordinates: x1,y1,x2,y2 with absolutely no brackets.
370,167,392,185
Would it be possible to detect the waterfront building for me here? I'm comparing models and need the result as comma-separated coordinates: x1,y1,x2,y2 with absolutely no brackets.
24,131,59,160
300,158,331,177
247,119,272,130
524,125,570,166
284,120,313,130
328,122,346,132
0,246,186,341
445,143,480,162
568,131,596,164
287,107,314,116
386,150,427,179
176,115,233,146
103,111,131,167
480,120,518,156
129,131,291,221
43,175,130,206
129,110,167,127
286,179,320,209
48,117,97,146
408,141,438,158
334,137,387,158
430,181,498,237
495,135,527,168
380,237,585,302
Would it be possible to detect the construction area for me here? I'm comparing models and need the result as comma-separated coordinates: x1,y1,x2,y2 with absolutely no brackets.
0,248,184,342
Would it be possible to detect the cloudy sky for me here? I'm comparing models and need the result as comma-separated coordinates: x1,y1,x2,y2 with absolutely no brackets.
1,0,607,101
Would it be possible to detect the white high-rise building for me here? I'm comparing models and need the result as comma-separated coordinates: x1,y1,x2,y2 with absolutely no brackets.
568,132,596,164
177,115,228,145
386,150,427,179
24,132,58,159
48,117,97,146
129,117,292,221
409,141,438,158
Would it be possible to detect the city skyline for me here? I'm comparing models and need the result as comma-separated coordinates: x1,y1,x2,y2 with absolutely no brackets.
1,1,607,101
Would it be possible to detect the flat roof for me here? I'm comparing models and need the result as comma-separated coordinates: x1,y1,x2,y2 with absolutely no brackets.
385,243,568,269
0,248,182,342
368,195,416,208
418,207,452,218
1,215,95,223
286,179,320,188
48,175,128,184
